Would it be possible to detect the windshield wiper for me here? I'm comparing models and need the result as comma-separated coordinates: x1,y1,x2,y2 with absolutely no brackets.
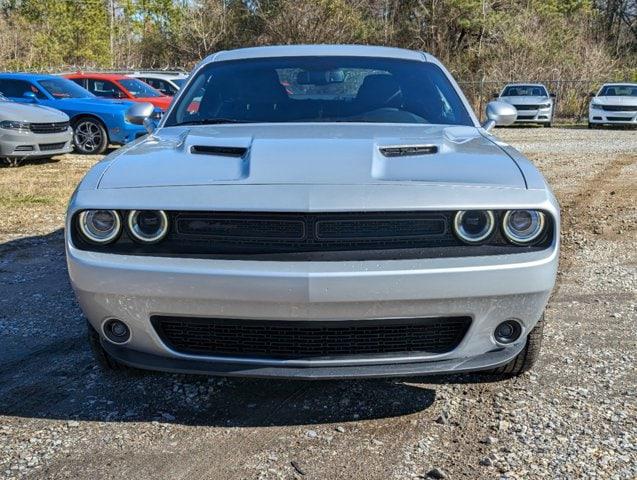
175,118,253,126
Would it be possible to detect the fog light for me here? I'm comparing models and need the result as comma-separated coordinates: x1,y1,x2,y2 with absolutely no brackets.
494,320,522,344
103,319,130,344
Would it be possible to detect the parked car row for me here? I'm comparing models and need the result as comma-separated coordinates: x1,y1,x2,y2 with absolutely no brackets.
1,68,635,164
0,70,189,162
493,81,637,128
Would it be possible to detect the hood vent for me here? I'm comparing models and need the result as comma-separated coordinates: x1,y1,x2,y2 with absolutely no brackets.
380,145,438,157
190,145,248,157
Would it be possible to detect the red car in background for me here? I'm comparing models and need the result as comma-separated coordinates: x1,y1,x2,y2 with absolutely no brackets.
64,73,173,111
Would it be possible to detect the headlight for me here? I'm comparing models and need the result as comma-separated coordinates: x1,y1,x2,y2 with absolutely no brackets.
78,210,121,244
502,210,545,245
127,210,169,243
539,103,551,109
591,102,601,109
0,120,30,131
453,210,495,244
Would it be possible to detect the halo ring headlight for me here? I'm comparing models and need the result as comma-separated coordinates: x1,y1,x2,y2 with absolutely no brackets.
503,210,545,245
78,210,121,244
453,210,495,244
127,210,169,243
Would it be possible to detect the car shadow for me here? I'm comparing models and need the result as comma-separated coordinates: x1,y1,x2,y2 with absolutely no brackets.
0,230,507,428
0,156,62,168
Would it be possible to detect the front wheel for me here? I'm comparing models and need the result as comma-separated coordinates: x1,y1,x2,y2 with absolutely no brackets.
488,315,544,376
73,117,108,155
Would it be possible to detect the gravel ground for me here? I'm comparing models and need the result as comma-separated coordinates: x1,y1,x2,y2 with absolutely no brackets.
0,126,635,479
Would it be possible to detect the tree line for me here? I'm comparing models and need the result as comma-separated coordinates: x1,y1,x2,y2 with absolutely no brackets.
0,0,635,83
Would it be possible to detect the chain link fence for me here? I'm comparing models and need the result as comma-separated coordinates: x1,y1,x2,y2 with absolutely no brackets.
457,79,634,123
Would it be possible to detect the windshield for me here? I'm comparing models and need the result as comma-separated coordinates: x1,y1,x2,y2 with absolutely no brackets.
165,56,473,126
119,78,162,98
39,78,93,99
502,85,548,97
598,85,637,96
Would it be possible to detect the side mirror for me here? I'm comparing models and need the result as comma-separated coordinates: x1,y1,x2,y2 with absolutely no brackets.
491,92,499,99
482,100,517,132
550,93,556,98
125,102,155,130
22,91,38,102
589,92,595,97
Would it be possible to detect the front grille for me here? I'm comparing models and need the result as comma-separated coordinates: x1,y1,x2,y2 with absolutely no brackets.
172,211,450,254
517,115,535,120
39,142,66,151
601,105,637,112
152,316,472,359
513,104,542,110
607,116,634,121
29,122,69,134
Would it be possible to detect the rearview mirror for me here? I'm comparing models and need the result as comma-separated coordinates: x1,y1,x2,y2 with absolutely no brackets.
296,69,345,86
482,101,517,132
125,102,155,130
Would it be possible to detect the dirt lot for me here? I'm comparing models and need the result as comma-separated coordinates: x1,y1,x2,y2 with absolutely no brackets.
0,127,635,479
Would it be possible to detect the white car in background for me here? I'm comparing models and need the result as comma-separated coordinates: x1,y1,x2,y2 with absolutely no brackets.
588,83,637,128
496,83,555,127
129,71,188,96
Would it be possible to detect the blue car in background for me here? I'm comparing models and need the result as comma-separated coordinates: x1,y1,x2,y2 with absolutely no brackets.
0,73,152,154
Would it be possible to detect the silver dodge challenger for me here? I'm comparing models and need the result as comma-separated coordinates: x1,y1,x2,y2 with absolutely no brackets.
66,45,559,379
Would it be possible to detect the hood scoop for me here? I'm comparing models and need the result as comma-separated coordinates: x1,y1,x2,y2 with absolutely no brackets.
190,145,248,157
379,145,438,157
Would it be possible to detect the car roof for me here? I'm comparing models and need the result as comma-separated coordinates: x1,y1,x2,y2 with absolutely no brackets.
65,72,131,81
131,72,187,80
0,72,58,81
502,83,547,88
206,44,429,63
600,82,637,87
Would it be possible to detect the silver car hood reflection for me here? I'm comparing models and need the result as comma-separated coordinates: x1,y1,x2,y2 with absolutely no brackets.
97,124,526,189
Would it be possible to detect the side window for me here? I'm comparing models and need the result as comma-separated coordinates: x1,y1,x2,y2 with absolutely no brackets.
88,79,124,98
70,78,86,89
0,79,46,99
147,78,174,95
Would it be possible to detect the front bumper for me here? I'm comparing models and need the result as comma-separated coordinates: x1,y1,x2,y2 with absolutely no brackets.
108,123,148,145
513,108,552,123
68,241,558,378
0,128,73,157
589,109,637,125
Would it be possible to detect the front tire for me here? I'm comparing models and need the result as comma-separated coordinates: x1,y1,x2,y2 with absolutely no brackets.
73,117,108,155
489,315,544,376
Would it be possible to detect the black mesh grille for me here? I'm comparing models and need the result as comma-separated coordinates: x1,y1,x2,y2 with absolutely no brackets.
29,122,69,134
600,105,637,112
513,104,542,110
39,142,66,151
172,211,451,253
152,316,471,359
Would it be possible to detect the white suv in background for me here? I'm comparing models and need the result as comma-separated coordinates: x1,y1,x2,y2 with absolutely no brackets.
588,83,637,128
129,71,188,96
496,83,555,127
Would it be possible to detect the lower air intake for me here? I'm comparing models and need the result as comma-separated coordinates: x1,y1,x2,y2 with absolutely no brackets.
152,316,471,359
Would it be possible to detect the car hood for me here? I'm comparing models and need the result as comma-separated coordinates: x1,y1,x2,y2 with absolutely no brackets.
97,124,526,189
591,96,637,106
500,96,550,105
0,101,69,122
57,97,135,111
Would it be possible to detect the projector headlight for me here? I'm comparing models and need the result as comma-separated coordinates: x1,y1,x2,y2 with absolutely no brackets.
78,210,121,244
503,210,546,245
453,210,495,244
127,210,169,243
